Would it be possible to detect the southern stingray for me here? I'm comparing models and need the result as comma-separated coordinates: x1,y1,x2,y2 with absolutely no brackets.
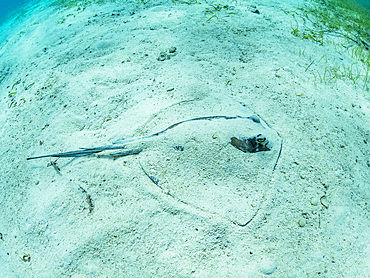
28,98,282,226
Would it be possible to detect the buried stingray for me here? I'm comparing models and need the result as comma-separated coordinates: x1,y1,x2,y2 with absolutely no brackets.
28,99,282,226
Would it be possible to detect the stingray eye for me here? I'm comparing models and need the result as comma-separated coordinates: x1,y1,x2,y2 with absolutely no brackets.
256,134,266,143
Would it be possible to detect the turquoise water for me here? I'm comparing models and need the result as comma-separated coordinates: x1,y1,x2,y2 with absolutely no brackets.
0,0,44,44
0,0,29,20
0,0,369,20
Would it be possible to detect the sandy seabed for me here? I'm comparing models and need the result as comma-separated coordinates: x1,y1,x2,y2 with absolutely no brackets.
0,0,369,277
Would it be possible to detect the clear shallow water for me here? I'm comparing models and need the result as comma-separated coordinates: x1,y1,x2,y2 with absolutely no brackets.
0,0,369,23
0,0,29,21
0,0,44,44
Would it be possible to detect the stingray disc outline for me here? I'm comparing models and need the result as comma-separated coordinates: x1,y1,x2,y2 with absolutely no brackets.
137,98,282,226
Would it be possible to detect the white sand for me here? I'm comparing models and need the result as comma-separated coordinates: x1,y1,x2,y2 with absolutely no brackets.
0,0,369,277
